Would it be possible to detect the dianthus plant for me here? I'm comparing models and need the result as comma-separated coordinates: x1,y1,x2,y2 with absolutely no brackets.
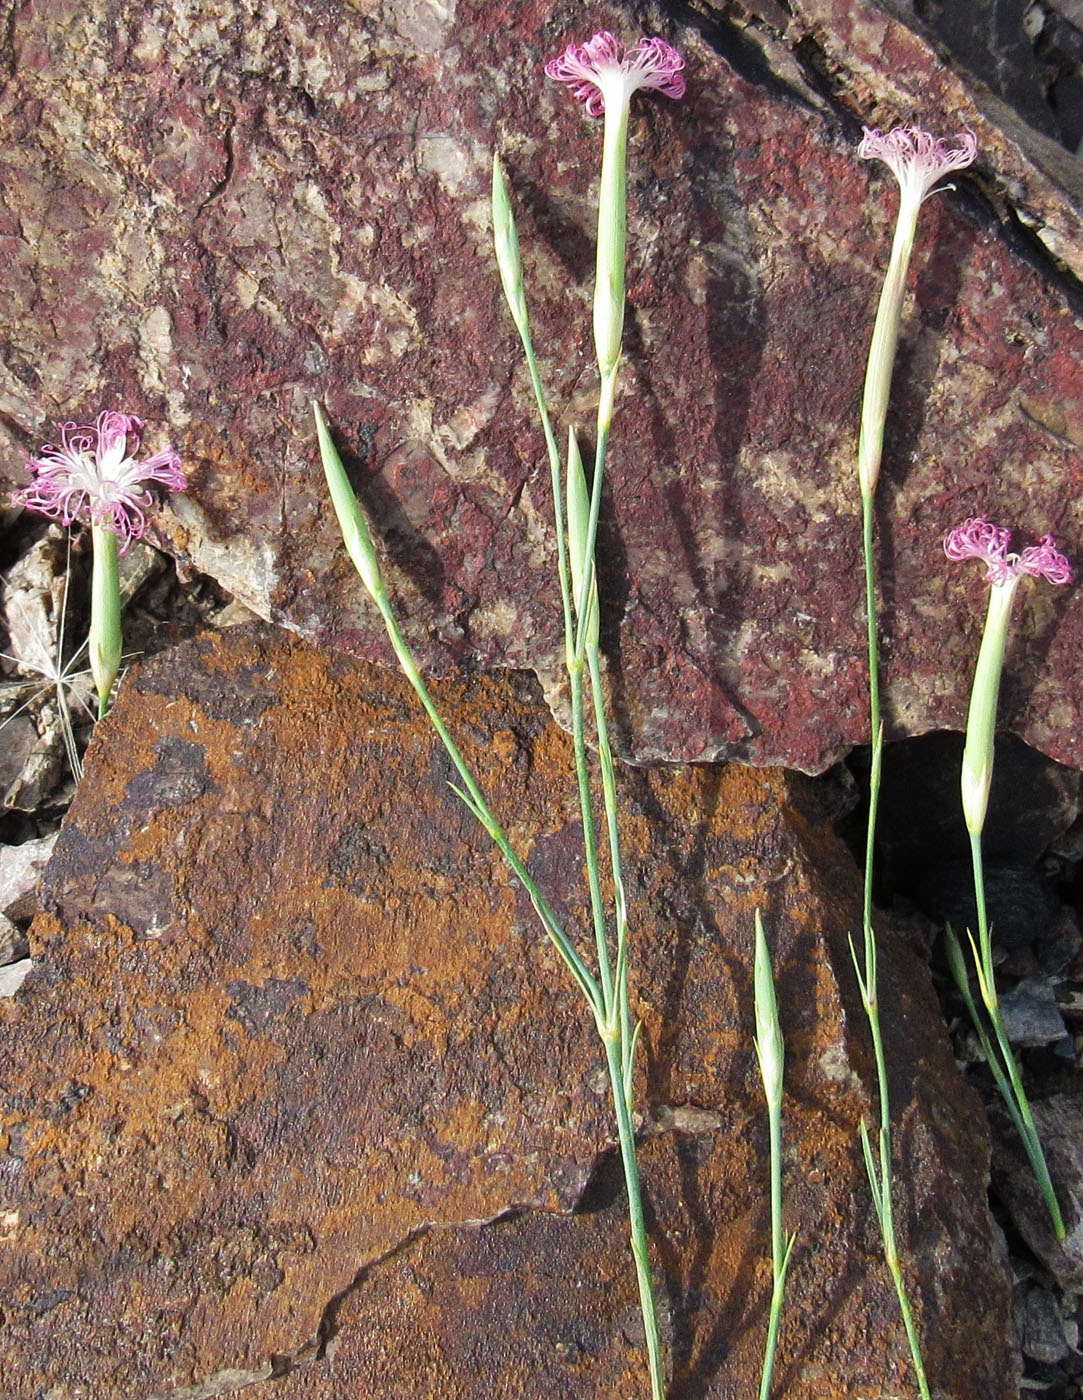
852,124,976,1400
315,31,684,1400
943,516,1071,1239
13,411,186,718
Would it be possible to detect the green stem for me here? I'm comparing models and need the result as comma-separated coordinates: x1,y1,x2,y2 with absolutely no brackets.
767,1077,784,1279
753,911,793,1400
491,157,576,661
969,830,995,994
602,1032,664,1400
944,927,1028,1146
861,490,880,935
568,652,616,1010
586,644,633,1084
576,406,614,662
856,489,930,1400
967,833,1065,1238
758,1232,795,1400
961,582,1016,837
89,525,122,720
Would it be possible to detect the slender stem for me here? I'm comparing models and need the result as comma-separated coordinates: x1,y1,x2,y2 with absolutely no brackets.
860,486,890,1163
89,525,122,720
568,653,616,1009
577,88,665,1390
969,830,995,993
754,911,792,1400
961,583,1016,837
767,1078,784,1278
586,644,632,1083
602,1032,665,1400
316,400,660,1382
967,833,1066,1238
856,488,930,1399
758,1233,795,1400
491,162,576,658
576,407,614,661
861,491,880,933
492,160,615,1017
944,927,1028,1146
593,100,628,383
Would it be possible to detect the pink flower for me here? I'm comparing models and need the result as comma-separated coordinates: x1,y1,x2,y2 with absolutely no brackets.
14,411,186,555
859,126,977,206
545,32,685,118
944,515,1072,588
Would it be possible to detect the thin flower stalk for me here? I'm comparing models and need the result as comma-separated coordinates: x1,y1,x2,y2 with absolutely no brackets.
543,37,683,1394
495,156,618,1031
850,123,976,1400
753,911,796,1400
316,35,684,1398
89,525,121,720
492,155,576,662
13,411,186,717
494,154,618,1023
944,515,1071,1238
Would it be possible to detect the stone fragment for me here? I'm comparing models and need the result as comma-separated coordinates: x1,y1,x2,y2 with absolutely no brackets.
911,0,1061,143
2,0,1082,772
0,623,1015,1397
1,530,71,682
0,707,64,812
1000,976,1072,1048
0,958,32,999
1020,1282,1072,1364
993,1092,1083,1290
0,531,94,801
0,832,58,922
0,913,28,967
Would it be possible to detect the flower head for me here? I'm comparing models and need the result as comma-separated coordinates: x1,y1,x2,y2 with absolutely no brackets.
15,411,186,554
545,32,685,118
859,125,977,207
944,515,1072,588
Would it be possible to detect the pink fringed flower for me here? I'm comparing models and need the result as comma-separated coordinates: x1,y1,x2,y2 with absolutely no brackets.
545,32,685,117
944,515,1073,588
15,411,186,554
859,125,977,206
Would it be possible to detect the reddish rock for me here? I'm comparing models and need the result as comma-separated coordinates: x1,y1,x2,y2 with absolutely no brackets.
2,1,1083,774
784,0,1083,276
0,624,1014,1397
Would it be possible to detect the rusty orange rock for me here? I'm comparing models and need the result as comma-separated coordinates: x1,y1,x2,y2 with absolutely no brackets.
0,625,1013,1397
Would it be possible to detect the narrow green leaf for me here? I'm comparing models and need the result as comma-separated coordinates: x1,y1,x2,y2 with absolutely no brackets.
566,426,599,648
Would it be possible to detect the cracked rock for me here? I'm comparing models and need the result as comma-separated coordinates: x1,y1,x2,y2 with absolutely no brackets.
2,0,1083,773
0,622,1016,1397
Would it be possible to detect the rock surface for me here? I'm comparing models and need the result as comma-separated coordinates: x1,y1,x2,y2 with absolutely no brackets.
1,0,1082,773
0,623,1015,1397
993,1092,1083,1293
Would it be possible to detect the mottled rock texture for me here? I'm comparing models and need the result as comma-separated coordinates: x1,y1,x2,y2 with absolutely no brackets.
0,623,1015,1398
2,0,1081,774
